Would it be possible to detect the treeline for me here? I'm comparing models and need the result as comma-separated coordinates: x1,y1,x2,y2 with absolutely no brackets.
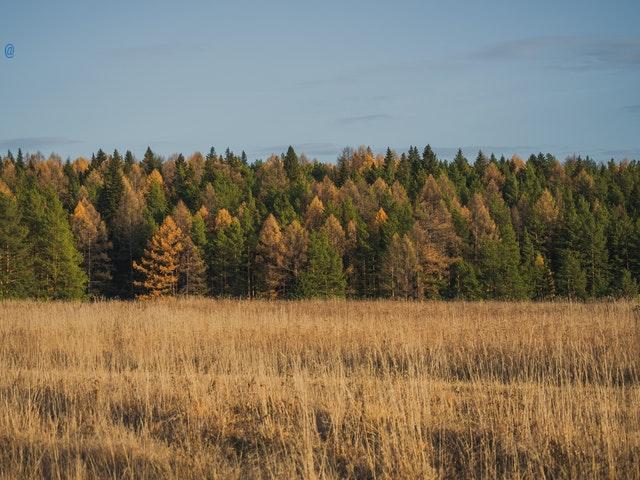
1,145,639,300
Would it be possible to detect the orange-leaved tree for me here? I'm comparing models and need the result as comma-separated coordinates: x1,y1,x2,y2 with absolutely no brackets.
255,214,286,298
133,216,183,299
70,197,112,297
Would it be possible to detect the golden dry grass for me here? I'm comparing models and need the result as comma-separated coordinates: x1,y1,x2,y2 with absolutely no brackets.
0,300,638,479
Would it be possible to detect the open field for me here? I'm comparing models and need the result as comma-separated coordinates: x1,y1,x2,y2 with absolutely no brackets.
0,300,638,479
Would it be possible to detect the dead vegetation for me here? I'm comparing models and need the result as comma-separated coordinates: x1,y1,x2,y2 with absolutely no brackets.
0,300,638,479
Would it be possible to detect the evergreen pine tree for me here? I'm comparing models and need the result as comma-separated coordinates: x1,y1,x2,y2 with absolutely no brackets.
123,150,135,173
208,210,245,296
141,146,162,174
382,148,395,185
283,146,301,181
172,154,199,210
298,232,346,298
63,160,81,210
474,150,489,178
575,199,609,297
0,191,34,298
478,192,526,299
556,249,587,299
239,195,260,297
422,144,438,176
17,181,86,299
520,227,554,299
91,148,107,171
144,170,168,228
611,268,638,299
97,150,125,225
447,260,481,300
15,148,25,170
191,210,207,249
407,146,423,201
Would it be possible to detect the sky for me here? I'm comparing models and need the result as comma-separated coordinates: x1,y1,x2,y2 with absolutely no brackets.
1,0,639,163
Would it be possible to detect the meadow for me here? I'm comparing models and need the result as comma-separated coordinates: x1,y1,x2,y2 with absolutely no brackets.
0,300,638,479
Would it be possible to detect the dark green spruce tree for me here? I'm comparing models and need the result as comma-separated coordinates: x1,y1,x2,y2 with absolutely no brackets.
97,150,125,225
283,146,301,182
17,180,86,299
0,191,34,298
141,146,162,174
172,154,199,210
298,232,346,298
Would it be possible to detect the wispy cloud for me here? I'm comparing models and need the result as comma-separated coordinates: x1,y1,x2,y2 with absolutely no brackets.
0,137,82,151
297,35,640,88
472,36,640,71
334,114,392,125
622,104,640,114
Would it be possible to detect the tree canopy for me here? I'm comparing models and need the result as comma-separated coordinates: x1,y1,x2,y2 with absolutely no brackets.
1,145,639,300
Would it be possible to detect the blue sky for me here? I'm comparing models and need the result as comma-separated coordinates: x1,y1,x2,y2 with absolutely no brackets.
1,0,639,162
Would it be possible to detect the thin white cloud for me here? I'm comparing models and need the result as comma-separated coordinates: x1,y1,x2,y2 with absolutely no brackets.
0,137,82,151
472,36,640,71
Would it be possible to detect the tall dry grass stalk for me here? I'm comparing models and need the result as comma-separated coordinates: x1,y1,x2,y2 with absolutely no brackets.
0,300,638,479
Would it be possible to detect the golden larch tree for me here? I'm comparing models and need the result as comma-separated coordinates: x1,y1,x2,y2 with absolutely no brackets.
305,196,325,231
383,233,420,299
374,207,388,227
321,214,346,255
0,179,12,197
196,205,210,224
133,216,184,299
70,197,112,296
145,168,164,189
469,192,499,246
111,177,147,297
172,202,207,296
482,163,505,193
172,200,193,235
411,224,453,298
370,177,389,204
178,235,207,296
255,214,287,298
214,208,234,231
530,188,560,249
282,219,309,294
313,175,338,206
416,175,462,257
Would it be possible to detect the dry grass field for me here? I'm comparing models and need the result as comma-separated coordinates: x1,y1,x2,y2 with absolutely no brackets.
0,300,638,479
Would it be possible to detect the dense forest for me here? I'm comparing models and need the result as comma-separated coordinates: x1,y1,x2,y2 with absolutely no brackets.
1,145,639,300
